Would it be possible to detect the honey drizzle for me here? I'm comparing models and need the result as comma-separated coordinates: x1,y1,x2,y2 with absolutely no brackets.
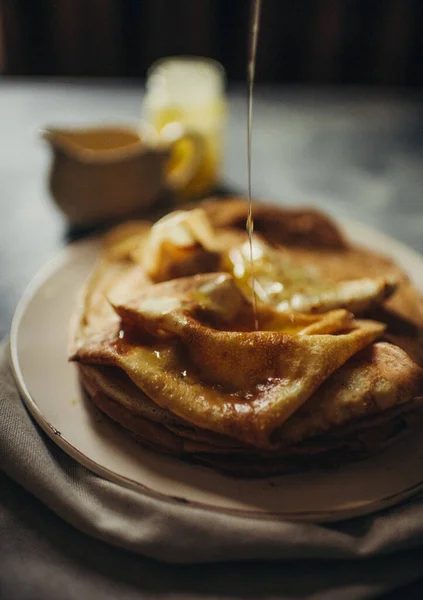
247,0,262,331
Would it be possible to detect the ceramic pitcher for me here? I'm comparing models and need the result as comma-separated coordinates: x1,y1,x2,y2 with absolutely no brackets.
42,125,204,225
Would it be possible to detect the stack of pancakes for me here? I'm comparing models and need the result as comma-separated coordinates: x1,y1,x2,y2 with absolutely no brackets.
70,199,423,476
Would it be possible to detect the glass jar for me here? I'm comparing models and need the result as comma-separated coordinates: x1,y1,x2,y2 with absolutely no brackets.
143,56,227,198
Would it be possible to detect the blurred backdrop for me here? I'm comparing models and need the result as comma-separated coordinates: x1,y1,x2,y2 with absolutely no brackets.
1,0,422,86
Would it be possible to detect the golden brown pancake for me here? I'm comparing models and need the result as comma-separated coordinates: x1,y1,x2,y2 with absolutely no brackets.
70,198,423,476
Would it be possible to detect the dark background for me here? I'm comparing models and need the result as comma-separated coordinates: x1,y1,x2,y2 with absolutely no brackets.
1,0,423,86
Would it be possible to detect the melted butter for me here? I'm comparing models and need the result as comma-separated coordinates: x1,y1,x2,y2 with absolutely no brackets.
193,275,245,322
143,208,218,280
139,296,182,317
222,238,321,307
152,208,217,249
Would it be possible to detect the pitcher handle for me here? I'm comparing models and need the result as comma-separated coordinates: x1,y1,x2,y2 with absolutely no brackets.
160,122,205,193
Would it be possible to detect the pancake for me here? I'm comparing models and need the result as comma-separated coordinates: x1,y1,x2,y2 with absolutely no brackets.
70,198,423,476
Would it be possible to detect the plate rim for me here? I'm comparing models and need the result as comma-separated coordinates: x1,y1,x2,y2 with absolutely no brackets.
9,218,423,523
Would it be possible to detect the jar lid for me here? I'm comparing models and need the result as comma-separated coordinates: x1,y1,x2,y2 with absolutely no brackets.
145,56,226,109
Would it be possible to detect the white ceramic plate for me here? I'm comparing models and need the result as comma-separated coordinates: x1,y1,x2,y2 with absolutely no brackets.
10,219,423,522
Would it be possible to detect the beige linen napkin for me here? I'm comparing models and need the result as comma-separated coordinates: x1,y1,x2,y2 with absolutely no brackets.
2,340,423,569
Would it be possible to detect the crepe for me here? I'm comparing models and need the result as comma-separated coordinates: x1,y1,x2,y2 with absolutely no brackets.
70,198,423,476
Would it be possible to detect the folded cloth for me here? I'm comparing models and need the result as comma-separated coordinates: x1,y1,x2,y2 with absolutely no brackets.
2,338,423,575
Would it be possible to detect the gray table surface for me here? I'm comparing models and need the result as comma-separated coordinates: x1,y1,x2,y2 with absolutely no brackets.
1,79,423,599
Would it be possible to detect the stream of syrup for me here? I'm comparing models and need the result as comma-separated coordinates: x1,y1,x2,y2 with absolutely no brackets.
247,0,262,331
